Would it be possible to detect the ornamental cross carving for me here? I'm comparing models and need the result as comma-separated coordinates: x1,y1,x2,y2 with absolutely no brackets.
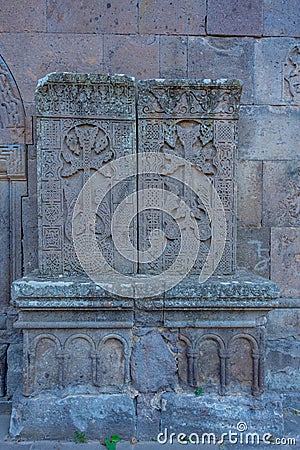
36,73,241,276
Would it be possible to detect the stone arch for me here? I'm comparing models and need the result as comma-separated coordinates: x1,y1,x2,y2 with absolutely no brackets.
30,334,62,394
64,333,96,386
227,333,260,394
96,333,129,390
228,332,259,350
195,333,226,393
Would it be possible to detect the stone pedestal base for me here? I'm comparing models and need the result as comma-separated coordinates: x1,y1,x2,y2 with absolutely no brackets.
10,271,279,440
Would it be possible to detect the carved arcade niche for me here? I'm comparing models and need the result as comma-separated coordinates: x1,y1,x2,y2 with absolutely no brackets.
24,329,130,396
36,74,241,277
178,329,264,396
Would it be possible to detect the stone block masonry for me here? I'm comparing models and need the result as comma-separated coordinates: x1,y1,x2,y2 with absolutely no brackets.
0,0,298,442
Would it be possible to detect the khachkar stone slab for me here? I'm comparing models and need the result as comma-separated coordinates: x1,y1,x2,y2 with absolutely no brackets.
35,73,136,276
137,79,242,276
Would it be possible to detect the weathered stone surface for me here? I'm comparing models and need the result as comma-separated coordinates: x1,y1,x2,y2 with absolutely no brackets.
284,45,300,104
161,393,283,437
263,161,300,226
267,303,300,340
239,106,300,160
131,331,177,393
6,343,23,400
283,392,300,441
12,271,279,305
139,0,206,35
136,394,161,440
159,36,188,78
104,35,159,79
178,326,266,395
47,0,138,33
254,38,300,104
271,227,300,297
0,0,46,32
237,161,262,226
207,0,263,36
266,339,300,390
10,394,135,440
164,271,279,301
188,37,254,104
237,227,270,279
0,182,10,307
135,309,164,327
0,33,104,104
263,0,300,37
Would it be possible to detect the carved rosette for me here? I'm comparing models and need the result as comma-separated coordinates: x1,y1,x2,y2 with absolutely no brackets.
137,79,242,275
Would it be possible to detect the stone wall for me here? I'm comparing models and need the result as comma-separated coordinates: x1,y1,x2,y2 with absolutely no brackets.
0,0,299,419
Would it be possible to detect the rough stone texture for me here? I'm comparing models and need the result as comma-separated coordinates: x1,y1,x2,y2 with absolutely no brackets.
10,271,279,439
237,161,262,226
131,331,177,393
159,36,188,78
263,161,300,227
0,0,299,442
10,394,135,440
263,0,300,37
0,182,10,307
239,106,300,160
237,227,270,279
138,0,206,35
6,343,23,400
282,392,300,442
266,339,300,390
0,33,104,104
0,0,46,32
47,0,138,34
188,37,254,104
136,394,161,440
104,35,159,79
267,303,300,394
207,0,263,37
160,393,283,437
254,38,300,105
267,303,300,340
163,270,279,301
271,227,300,297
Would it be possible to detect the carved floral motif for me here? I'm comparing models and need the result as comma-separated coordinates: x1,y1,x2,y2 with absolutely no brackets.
284,46,300,103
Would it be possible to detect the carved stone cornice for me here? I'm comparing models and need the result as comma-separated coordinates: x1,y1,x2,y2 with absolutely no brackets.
138,79,243,119
35,73,136,119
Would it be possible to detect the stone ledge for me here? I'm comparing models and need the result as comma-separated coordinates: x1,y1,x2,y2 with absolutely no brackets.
11,271,279,309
